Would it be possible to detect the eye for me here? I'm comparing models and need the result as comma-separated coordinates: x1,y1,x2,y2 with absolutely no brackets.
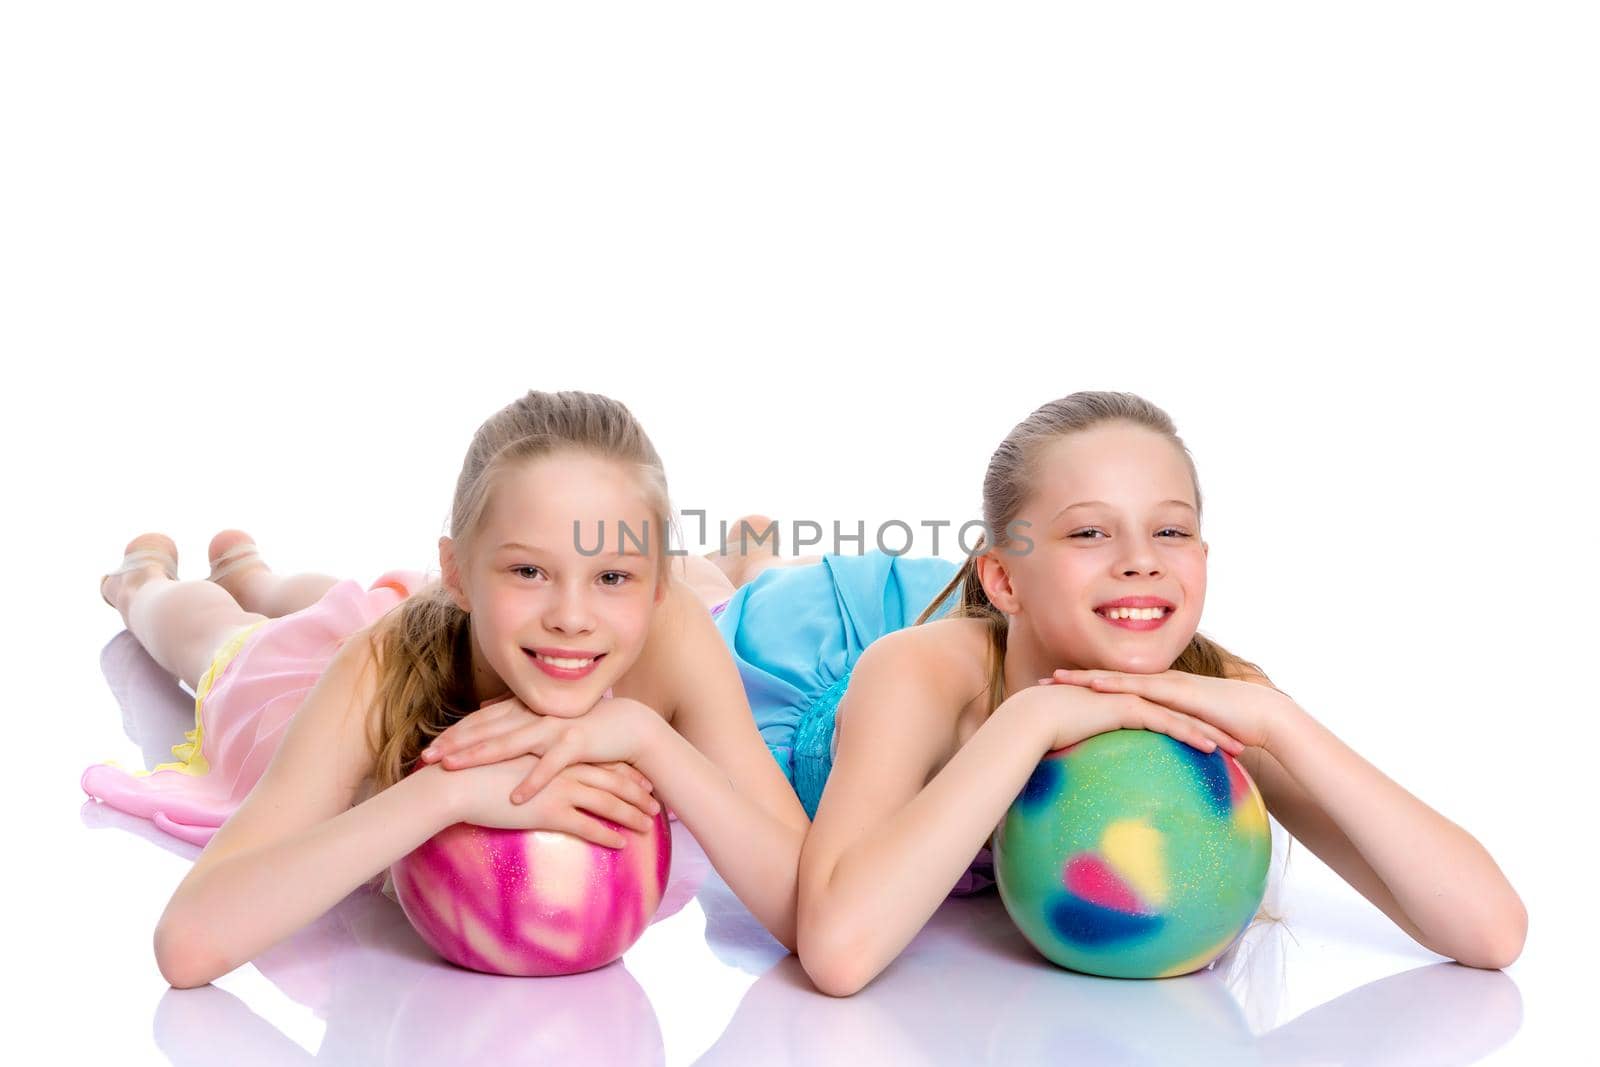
512,566,543,580
1070,528,1192,540
599,571,631,587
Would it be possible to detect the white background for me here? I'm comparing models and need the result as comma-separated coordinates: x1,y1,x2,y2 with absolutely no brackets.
3,3,1594,1064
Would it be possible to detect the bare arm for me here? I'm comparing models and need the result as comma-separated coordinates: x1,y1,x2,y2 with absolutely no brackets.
154,637,458,988
1241,677,1527,968
639,580,810,953
794,629,1055,996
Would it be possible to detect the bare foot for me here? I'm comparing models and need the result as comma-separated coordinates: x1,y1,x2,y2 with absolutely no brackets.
207,529,268,603
704,513,780,587
100,533,179,612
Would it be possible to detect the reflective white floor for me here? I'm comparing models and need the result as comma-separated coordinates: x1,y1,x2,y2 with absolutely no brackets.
46,631,1558,1066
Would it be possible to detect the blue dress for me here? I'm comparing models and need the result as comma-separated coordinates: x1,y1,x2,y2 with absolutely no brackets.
712,550,997,896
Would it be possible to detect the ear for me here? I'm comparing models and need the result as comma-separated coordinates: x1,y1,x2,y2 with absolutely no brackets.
975,548,1022,615
1202,540,1209,562
439,536,472,612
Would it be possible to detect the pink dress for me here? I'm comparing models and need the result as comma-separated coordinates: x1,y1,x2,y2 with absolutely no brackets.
81,569,431,847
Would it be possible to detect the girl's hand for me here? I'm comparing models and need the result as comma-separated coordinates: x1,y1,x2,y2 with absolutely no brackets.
422,702,656,802
1011,676,1249,756
446,754,660,848
1043,668,1293,753
422,695,659,804
420,693,593,770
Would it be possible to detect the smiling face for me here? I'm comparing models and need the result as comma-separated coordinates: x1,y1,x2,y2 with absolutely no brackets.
439,451,667,717
980,420,1208,677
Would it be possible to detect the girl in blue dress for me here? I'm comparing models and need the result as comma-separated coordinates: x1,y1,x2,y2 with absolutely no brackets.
712,390,1527,996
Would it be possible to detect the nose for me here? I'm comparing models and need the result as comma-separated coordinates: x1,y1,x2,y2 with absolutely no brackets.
543,581,596,635
1115,540,1162,578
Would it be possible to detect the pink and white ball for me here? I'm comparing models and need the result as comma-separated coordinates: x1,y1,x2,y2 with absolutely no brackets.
391,807,672,976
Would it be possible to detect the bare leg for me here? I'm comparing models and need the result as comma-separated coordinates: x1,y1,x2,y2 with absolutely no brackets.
701,514,823,590
101,534,270,692
206,529,341,619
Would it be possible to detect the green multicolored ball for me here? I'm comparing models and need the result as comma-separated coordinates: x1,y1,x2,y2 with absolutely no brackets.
993,729,1272,979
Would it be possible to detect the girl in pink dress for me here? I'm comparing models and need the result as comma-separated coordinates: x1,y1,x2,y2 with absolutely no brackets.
88,389,805,988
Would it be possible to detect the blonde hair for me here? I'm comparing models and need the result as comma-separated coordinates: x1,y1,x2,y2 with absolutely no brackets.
362,390,677,794
915,390,1290,928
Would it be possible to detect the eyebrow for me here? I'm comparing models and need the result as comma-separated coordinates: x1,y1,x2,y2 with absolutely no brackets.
1052,499,1197,520
496,541,647,558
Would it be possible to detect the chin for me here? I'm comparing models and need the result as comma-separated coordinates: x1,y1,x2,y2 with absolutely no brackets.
1096,650,1174,674
525,691,601,717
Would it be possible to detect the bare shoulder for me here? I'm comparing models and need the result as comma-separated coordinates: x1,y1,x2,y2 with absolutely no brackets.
189,621,385,873
803,618,993,873
857,617,989,697
610,575,719,723
615,575,809,829
835,617,991,746
291,625,388,781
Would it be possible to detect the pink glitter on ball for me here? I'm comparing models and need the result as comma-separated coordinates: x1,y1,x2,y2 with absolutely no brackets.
391,808,672,976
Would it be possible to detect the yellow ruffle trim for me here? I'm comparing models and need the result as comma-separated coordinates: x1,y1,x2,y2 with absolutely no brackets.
123,621,270,779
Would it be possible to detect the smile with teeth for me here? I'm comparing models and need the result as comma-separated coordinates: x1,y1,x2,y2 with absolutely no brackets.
532,652,600,668
1097,607,1172,621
